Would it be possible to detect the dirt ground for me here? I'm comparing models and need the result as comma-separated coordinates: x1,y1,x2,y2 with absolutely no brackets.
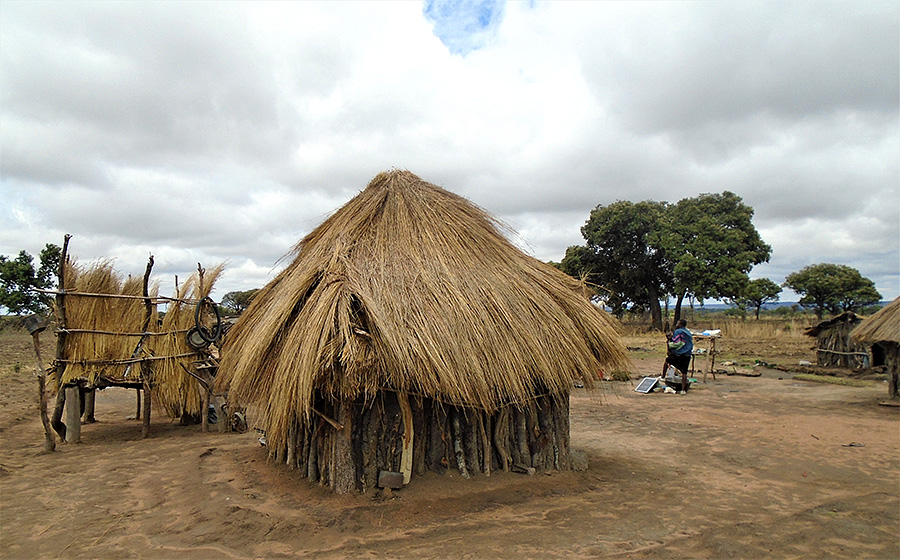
1,327,898,559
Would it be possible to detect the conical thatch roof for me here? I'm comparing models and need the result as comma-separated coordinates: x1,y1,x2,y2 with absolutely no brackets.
852,297,900,344
218,170,628,442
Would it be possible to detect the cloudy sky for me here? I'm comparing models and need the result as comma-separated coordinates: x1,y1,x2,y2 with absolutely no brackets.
2,0,898,304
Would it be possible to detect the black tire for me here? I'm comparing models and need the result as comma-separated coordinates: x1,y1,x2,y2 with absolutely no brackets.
194,297,222,344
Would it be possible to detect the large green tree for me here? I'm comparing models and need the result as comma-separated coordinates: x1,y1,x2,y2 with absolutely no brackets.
737,278,782,320
0,244,61,315
783,263,881,319
560,191,770,329
559,200,670,329
220,289,260,315
664,192,771,323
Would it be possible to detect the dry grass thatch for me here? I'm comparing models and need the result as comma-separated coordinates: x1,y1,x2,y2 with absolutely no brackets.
152,264,224,417
54,256,224,419
57,259,159,385
218,169,630,449
851,297,900,344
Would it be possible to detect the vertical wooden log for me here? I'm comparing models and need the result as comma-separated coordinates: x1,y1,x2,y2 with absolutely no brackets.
361,400,379,488
50,234,71,439
525,402,539,463
552,393,570,470
201,389,210,432
397,392,414,485
450,408,469,479
412,396,427,476
135,388,142,419
299,422,310,478
64,385,81,443
535,396,554,470
139,256,154,439
286,421,297,468
307,420,320,482
493,407,510,472
31,332,56,452
463,409,480,475
141,384,152,438
514,406,531,468
426,402,448,474
82,389,96,423
479,410,491,476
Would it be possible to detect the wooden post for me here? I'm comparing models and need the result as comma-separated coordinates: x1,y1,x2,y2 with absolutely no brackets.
64,385,81,443
135,388,142,419
31,332,56,452
332,400,355,493
398,391,414,485
50,235,72,439
201,388,210,432
215,397,226,433
139,256,154,438
82,389,96,423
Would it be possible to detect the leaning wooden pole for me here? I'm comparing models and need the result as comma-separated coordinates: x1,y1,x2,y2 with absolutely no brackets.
50,234,71,440
31,331,56,452
140,256,154,438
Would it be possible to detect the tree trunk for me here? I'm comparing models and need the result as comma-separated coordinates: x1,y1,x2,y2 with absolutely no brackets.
673,291,686,324
648,284,663,331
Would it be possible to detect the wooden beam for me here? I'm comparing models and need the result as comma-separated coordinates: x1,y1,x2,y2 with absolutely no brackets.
31,332,56,452
398,391,414,485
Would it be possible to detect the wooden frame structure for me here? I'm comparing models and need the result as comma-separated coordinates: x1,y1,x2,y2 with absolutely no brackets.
40,235,223,444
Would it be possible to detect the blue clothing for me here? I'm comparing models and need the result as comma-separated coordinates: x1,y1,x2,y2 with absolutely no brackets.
671,327,693,356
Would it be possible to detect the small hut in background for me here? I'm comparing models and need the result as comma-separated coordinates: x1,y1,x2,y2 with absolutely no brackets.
851,297,900,399
805,312,868,368
218,170,629,493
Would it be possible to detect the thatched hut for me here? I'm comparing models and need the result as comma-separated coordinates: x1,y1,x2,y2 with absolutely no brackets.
218,170,629,492
805,312,868,368
851,297,900,399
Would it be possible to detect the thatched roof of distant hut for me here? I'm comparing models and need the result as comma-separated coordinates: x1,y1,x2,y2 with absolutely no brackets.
218,170,629,445
852,297,900,345
805,312,861,337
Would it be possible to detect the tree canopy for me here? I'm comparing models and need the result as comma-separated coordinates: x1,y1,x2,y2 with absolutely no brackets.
559,200,669,327
560,191,770,329
783,263,881,319
737,278,782,320
220,289,260,315
664,192,771,320
0,244,61,315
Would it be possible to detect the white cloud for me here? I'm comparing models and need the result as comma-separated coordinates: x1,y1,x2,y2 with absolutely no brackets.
1,0,897,302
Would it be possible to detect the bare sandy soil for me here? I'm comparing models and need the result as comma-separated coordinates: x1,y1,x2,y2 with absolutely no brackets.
1,328,898,559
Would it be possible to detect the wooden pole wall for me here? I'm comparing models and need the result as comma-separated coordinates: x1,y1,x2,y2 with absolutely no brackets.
277,391,572,492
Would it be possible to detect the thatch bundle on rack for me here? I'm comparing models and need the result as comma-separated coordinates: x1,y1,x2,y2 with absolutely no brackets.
152,264,224,419
55,259,159,386
52,255,223,422
851,297,900,398
805,312,868,368
218,170,629,493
